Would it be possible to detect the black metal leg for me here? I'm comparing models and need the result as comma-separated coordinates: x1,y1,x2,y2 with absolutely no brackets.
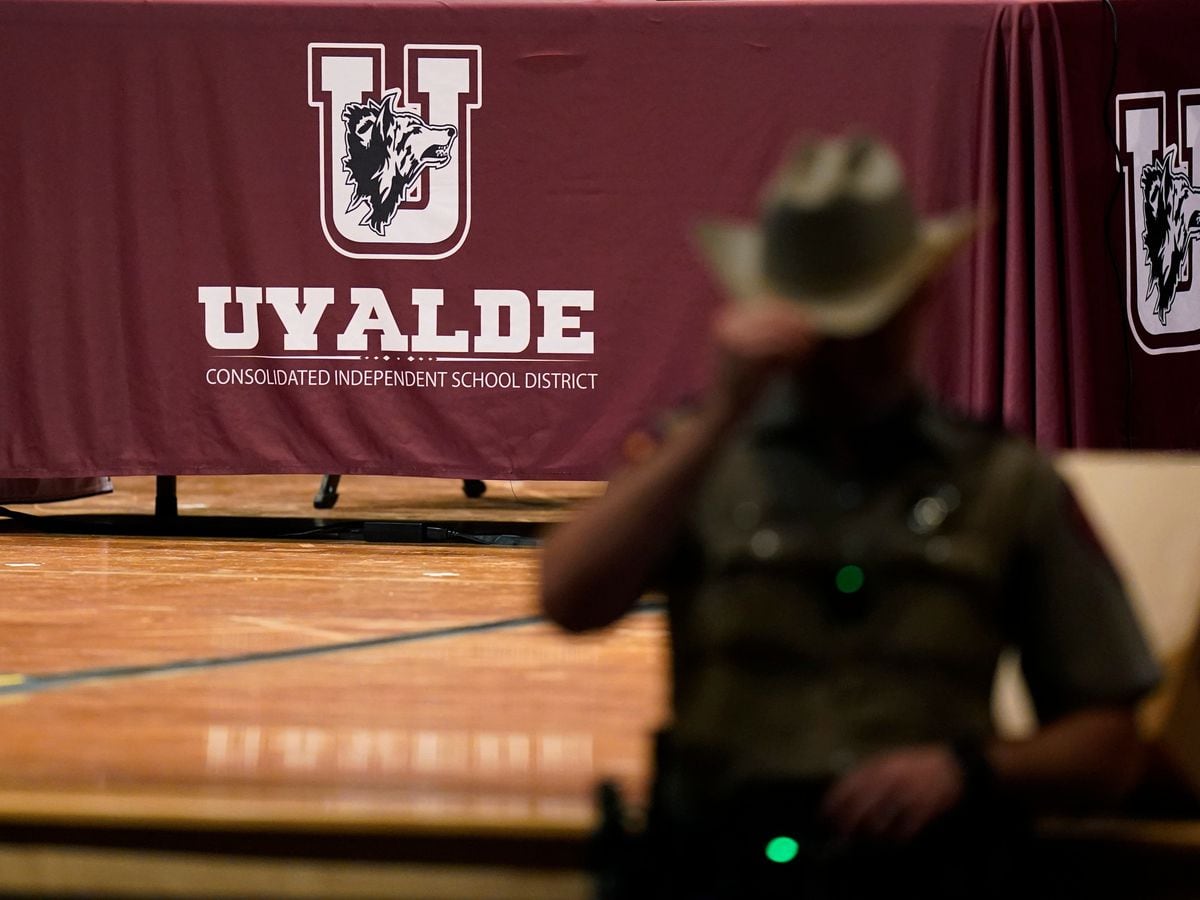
314,474,341,509
155,476,178,518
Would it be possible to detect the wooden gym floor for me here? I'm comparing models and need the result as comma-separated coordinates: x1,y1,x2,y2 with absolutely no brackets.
4,474,1200,899
0,475,664,898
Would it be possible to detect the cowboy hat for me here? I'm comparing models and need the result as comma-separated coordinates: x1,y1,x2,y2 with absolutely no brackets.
694,136,976,337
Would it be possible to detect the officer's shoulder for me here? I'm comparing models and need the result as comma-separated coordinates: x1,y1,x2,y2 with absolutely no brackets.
921,402,1047,473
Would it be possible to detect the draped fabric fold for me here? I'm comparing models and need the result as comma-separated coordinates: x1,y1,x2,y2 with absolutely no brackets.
941,0,1187,451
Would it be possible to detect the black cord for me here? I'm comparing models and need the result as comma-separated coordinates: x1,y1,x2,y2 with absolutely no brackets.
0,506,37,520
1100,0,1134,449
277,521,362,539
443,528,540,547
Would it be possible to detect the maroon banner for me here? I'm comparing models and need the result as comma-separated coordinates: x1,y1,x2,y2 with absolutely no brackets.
2,0,1197,481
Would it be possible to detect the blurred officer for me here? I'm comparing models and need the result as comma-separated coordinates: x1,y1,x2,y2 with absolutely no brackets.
543,137,1161,898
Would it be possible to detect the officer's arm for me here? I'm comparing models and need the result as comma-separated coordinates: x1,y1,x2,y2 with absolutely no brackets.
995,459,1160,808
985,705,1145,808
542,301,816,632
822,706,1144,841
541,399,736,632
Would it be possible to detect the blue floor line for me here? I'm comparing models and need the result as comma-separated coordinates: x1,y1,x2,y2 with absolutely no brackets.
0,602,667,698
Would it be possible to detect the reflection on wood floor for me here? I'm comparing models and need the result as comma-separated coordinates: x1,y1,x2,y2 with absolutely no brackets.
0,476,658,898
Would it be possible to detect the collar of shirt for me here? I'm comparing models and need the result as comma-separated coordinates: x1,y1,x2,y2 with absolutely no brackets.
748,377,954,471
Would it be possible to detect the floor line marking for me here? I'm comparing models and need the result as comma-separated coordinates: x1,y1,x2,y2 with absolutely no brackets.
0,604,666,699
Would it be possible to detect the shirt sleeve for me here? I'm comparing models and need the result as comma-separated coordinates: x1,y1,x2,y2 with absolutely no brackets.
623,407,708,594
1005,456,1162,722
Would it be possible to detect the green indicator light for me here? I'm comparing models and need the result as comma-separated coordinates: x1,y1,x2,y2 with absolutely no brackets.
764,836,800,864
835,565,865,594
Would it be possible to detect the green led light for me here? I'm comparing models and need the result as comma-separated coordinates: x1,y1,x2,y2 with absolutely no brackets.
765,835,800,864
835,564,865,594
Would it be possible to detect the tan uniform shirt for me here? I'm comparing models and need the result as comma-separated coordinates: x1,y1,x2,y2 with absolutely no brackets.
659,383,1161,785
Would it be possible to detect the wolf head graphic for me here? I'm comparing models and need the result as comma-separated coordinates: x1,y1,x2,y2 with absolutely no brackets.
1141,146,1200,325
340,91,457,236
